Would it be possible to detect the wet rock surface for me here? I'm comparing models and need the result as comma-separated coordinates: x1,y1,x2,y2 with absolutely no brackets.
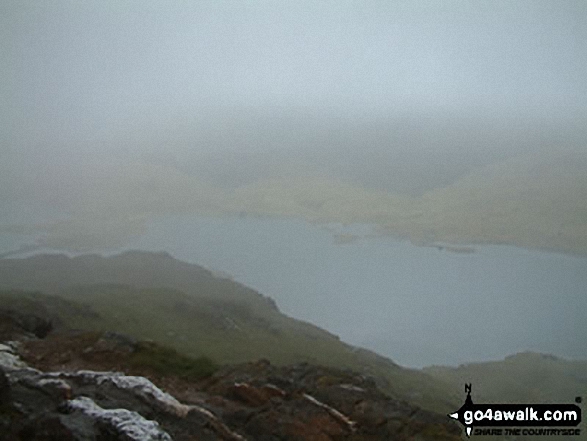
198,361,460,440
0,318,460,440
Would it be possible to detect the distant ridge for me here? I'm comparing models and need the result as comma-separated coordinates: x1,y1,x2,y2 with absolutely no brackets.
0,250,278,312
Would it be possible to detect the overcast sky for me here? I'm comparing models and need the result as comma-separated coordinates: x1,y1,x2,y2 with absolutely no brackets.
2,0,586,159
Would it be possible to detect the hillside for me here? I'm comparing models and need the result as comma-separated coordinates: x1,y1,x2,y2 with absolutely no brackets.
0,252,459,414
424,354,587,440
4,147,586,256
0,311,461,440
0,251,277,313
424,352,587,405
1,251,585,439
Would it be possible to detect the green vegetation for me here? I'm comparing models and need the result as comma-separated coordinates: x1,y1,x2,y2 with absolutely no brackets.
0,286,458,414
129,341,218,380
0,290,99,328
424,352,587,404
424,353,587,440
1,252,584,420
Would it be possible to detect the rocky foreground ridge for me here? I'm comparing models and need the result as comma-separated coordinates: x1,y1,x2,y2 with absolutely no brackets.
0,310,460,440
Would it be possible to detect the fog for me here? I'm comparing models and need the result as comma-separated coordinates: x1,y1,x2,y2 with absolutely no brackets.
1,2,586,364
3,1,586,164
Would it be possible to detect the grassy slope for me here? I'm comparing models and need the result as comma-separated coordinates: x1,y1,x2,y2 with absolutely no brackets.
3,252,584,416
0,252,459,413
424,352,587,404
0,287,458,414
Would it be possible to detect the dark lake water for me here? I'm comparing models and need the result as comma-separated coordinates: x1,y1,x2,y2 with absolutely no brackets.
2,213,586,368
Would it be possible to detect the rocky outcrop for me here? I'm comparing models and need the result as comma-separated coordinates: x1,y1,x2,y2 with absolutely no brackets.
0,343,243,440
0,317,460,440
65,396,172,441
198,360,461,440
0,308,53,341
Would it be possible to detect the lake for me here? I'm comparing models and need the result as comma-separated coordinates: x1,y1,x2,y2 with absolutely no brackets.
2,213,586,368
126,215,586,368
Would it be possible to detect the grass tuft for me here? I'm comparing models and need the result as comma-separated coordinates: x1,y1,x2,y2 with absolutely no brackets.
129,341,218,380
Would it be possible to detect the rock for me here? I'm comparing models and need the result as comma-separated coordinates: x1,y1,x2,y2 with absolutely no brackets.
93,331,138,353
52,370,193,417
0,350,28,370
200,361,460,440
0,348,246,440
1,327,461,440
65,396,172,441
0,309,53,339
230,382,285,407
303,393,356,432
0,368,10,402
17,415,79,441
35,378,72,401
0,343,14,353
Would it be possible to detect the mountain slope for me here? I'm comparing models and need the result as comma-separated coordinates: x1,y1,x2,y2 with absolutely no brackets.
0,252,459,414
424,352,587,404
0,323,461,441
